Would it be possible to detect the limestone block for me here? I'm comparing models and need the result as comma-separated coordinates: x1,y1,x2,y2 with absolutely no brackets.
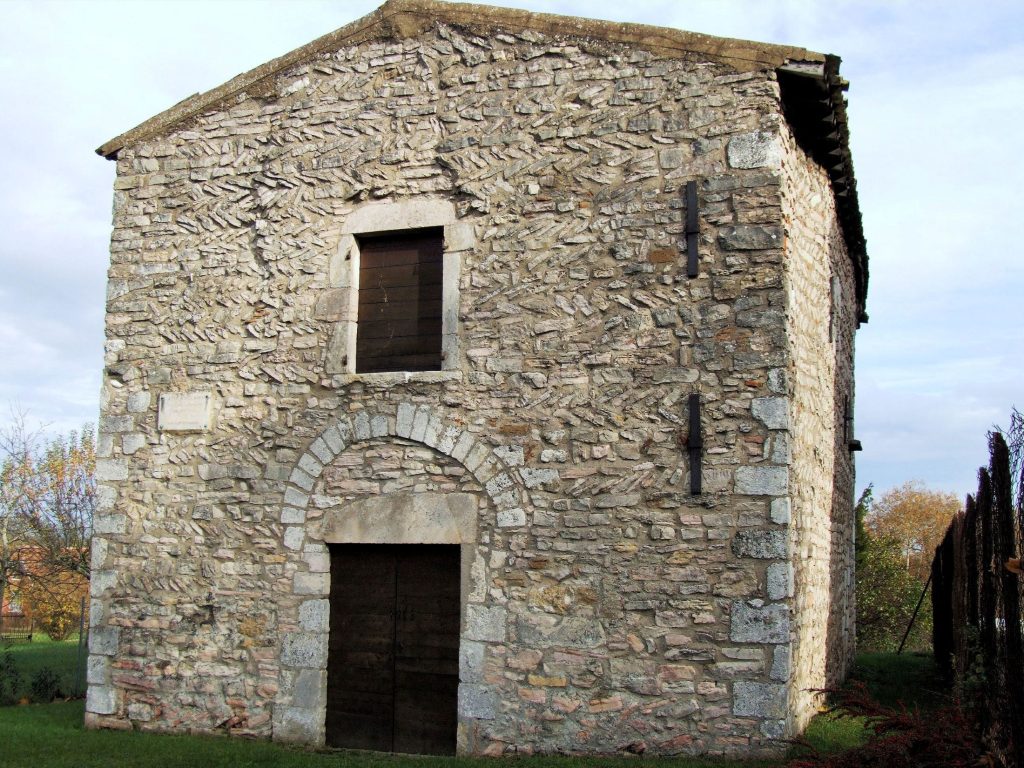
298,600,329,632
89,625,121,656
766,563,793,599
732,530,788,559
95,483,116,512
93,514,126,535
95,459,128,482
718,225,783,251
290,668,326,710
770,644,791,681
733,681,786,718
284,527,305,550
496,508,526,527
342,198,455,234
86,685,117,715
87,655,110,686
458,683,496,720
727,130,783,169
770,497,791,524
445,220,476,252
751,397,789,430
493,444,524,467
730,602,790,643
293,572,329,596
281,632,328,669
459,641,485,682
316,491,477,544
281,506,305,524
519,467,559,489
126,390,151,413
516,614,605,648
760,719,786,739
274,706,322,743
465,605,507,643
735,466,788,496
121,433,146,455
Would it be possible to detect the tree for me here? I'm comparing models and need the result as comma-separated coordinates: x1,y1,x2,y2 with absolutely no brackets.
867,481,961,582
855,484,933,652
0,413,94,621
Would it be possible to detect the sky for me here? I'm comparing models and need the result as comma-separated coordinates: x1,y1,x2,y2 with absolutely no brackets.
0,0,1021,502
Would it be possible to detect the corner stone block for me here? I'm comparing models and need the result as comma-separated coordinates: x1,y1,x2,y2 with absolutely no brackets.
760,719,787,739
730,602,790,644
298,599,330,632
770,644,791,681
89,625,121,656
465,605,507,642
281,632,328,669
274,706,323,743
95,484,117,512
93,514,126,535
751,397,789,430
87,654,111,686
732,530,788,559
770,497,791,524
458,683,497,720
459,641,485,682
293,572,330,596
86,685,117,715
291,668,327,710
733,681,786,719
766,563,793,600
95,459,128,482
735,466,788,496
727,130,783,169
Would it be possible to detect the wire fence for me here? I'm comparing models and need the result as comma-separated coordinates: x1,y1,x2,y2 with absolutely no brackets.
932,431,1023,768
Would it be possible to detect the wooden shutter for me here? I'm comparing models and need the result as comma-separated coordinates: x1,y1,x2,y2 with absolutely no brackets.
356,229,443,373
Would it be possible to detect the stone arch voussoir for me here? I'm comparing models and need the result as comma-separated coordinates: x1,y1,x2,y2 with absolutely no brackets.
281,401,526,531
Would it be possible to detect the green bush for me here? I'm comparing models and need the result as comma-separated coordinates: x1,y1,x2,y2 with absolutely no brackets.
0,651,22,705
29,666,62,703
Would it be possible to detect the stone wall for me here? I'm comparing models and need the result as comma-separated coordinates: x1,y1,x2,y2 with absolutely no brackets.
778,126,857,732
89,19,856,756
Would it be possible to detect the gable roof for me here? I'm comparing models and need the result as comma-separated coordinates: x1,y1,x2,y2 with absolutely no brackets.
95,0,867,311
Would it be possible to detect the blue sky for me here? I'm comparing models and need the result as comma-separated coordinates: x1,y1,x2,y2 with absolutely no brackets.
1,0,1021,501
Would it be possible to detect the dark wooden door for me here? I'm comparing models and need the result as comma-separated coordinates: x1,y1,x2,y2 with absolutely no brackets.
327,544,460,755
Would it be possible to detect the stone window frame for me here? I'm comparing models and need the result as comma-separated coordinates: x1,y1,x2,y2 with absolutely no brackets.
325,199,474,383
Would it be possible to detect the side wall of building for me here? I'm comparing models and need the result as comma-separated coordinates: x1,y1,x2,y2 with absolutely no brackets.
87,22,849,755
779,126,857,732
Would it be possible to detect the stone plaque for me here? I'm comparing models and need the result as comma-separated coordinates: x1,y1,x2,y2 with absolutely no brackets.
158,392,212,432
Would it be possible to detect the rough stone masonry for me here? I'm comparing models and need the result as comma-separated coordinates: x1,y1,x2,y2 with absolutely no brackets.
88,0,868,756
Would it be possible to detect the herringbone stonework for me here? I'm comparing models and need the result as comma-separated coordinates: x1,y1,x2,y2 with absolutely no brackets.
89,1,864,756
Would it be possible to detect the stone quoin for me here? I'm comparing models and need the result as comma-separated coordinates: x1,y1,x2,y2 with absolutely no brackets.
89,0,867,756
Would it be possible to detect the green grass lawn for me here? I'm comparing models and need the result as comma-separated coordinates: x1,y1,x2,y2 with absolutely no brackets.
1,634,86,701
0,653,946,768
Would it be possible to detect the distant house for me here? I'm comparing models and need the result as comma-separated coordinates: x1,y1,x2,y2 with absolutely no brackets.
89,0,867,756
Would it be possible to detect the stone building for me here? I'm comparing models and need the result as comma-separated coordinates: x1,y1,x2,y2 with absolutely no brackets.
88,0,868,756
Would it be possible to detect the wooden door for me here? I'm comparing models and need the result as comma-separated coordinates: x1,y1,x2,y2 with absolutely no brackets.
327,544,460,755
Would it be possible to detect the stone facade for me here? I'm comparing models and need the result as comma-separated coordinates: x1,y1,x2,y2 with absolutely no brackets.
89,0,866,756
